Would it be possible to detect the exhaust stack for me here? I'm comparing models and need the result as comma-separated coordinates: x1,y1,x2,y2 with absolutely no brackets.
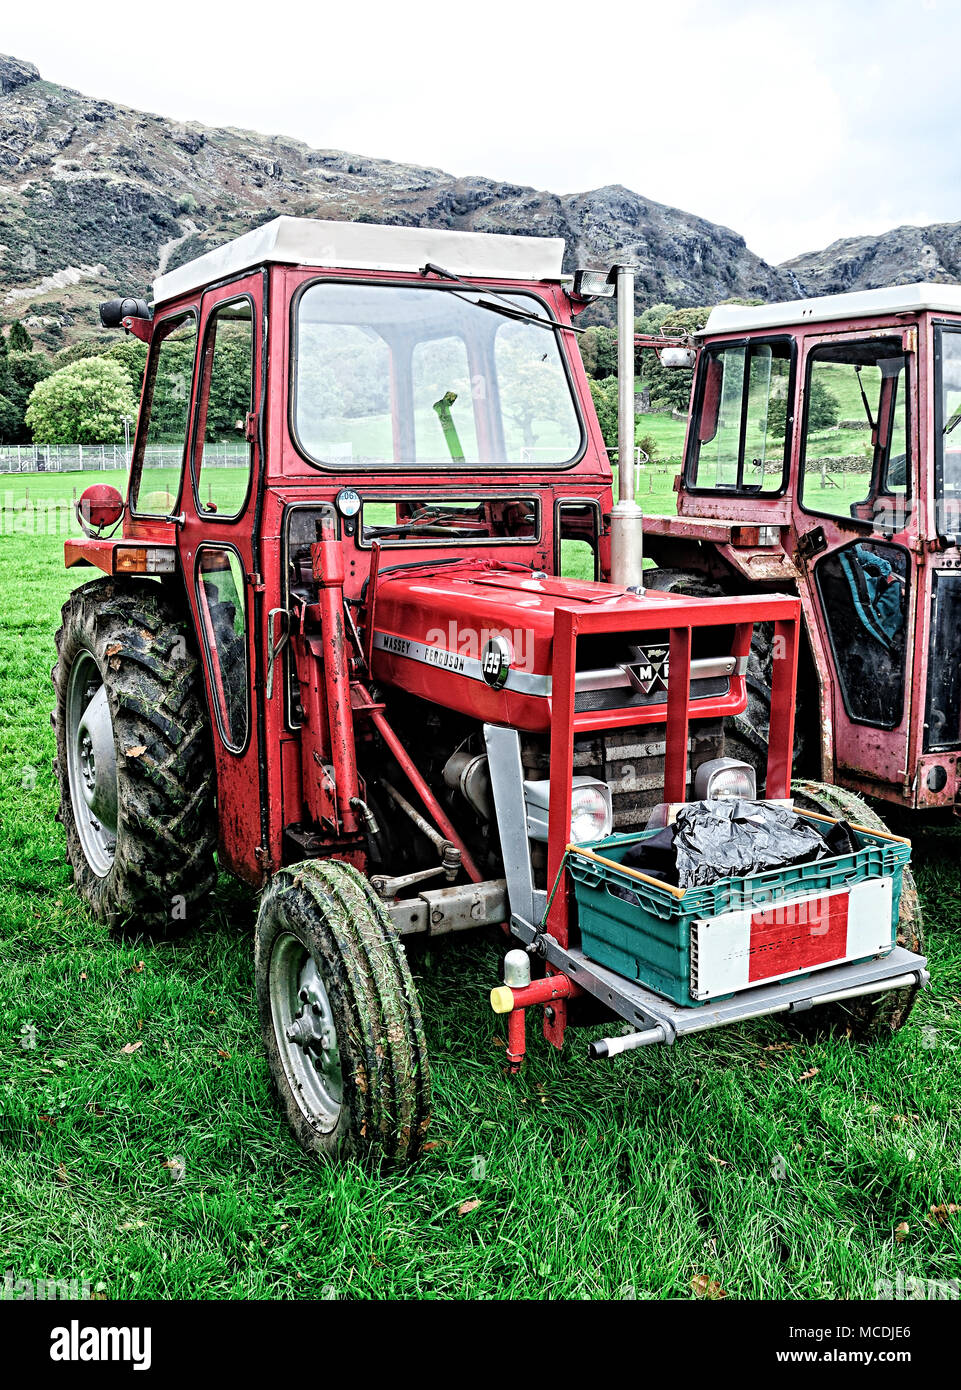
609,263,645,590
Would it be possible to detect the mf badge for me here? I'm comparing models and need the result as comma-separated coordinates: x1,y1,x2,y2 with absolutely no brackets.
482,635,512,689
630,644,669,694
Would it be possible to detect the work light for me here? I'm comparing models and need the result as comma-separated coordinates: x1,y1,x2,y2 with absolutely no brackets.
572,268,616,299
524,777,613,844
693,757,757,801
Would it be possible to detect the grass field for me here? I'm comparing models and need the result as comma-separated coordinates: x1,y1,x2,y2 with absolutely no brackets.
1,469,959,1302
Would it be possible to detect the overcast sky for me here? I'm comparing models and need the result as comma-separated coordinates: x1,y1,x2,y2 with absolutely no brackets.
5,0,959,265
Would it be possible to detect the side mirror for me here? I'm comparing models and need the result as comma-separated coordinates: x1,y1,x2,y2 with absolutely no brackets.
77,483,124,535
100,298,151,328
658,346,697,369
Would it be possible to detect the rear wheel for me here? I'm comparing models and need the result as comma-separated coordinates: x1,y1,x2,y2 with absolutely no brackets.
786,780,924,1040
53,577,216,933
255,859,431,1164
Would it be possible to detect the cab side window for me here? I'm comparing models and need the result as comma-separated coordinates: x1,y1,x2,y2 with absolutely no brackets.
687,340,792,493
131,312,197,515
193,300,255,517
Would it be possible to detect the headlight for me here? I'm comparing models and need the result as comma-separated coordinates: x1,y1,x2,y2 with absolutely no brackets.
693,757,756,801
524,777,613,844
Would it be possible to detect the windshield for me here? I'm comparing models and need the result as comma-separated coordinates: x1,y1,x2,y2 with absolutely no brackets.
936,325,961,539
292,282,583,468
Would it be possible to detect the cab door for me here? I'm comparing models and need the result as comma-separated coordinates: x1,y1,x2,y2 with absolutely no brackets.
177,272,267,882
791,328,919,788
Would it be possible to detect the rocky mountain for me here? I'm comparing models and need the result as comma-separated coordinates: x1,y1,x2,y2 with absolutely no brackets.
0,53,795,348
4,52,960,352
783,222,961,297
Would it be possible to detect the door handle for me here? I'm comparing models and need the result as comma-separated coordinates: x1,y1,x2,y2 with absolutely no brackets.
266,607,290,700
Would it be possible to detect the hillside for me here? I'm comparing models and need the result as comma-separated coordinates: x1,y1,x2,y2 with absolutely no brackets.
0,53,795,348
783,222,961,297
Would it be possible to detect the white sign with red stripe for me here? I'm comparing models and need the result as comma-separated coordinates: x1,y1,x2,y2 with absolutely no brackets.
690,876,894,1001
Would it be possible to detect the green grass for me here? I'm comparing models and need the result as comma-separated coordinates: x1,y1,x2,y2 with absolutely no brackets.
635,413,688,459
1,471,959,1301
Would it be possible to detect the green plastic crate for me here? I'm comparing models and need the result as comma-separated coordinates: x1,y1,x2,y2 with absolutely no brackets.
567,814,910,1007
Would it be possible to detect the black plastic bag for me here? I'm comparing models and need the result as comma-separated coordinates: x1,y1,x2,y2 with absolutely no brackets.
620,800,853,890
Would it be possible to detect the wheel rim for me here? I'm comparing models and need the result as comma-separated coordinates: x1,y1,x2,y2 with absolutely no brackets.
65,649,118,878
268,932,343,1131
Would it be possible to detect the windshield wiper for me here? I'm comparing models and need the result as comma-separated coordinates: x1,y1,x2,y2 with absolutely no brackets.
420,262,584,334
366,505,483,538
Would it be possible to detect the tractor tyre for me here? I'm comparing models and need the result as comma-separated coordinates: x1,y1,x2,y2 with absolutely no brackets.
645,568,813,786
52,577,217,934
255,859,431,1165
725,624,813,784
785,780,924,1040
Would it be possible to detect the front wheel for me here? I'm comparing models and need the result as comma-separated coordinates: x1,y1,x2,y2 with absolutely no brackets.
787,780,924,1040
254,859,431,1164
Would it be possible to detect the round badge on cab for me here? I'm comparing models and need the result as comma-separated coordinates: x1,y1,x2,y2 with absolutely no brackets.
482,635,513,689
335,488,361,519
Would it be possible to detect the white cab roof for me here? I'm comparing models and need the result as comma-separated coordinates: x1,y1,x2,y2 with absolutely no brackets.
703,281,961,335
153,215,567,304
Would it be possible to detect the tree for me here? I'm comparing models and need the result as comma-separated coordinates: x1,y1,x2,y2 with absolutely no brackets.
769,378,839,437
0,394,21,443
579,325,617,380
0,351,52,442
8,321,32,353
202,330,253,439
25,357,139,444
636,302,675,334
103,338,149,399
588,377,619,449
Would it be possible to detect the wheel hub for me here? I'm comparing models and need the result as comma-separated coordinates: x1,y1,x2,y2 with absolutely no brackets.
65,653,118,878
269,938,343,1129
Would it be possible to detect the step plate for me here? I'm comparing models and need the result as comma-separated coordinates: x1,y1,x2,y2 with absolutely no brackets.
509,912,927,1042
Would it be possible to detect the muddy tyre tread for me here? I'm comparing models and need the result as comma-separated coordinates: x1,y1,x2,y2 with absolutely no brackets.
255,859,431,1165
789,779,924,1039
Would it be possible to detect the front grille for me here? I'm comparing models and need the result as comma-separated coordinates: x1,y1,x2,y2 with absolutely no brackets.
574,676,729,713
521,720,725,830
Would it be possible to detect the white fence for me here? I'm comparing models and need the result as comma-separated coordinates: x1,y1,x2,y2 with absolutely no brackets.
0,441,251,474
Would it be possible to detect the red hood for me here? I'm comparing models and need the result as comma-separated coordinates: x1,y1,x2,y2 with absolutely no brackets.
368,560,718,730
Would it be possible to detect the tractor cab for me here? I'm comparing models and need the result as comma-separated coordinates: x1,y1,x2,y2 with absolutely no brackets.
645,283,961,815
54,222,927,1165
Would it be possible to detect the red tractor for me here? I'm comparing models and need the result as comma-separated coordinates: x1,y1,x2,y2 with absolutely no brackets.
642,284,961,821
54,220,926,1165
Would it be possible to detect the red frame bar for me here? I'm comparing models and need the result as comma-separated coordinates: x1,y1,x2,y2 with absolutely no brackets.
369,709,483,882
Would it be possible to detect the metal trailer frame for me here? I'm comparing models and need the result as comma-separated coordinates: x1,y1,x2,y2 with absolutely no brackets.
484,588,928,1063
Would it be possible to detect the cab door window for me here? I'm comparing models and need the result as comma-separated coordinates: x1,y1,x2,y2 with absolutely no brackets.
131,312,198,515
196,547,249,750
193,299,255,518
814,539,909,728
799,339,910,529
687,339,792,492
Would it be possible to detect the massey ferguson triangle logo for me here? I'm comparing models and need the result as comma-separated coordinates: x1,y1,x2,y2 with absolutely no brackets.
632,645,669,694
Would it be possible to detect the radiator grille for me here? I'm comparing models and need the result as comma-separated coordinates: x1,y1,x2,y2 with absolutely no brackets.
521,720,725,831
